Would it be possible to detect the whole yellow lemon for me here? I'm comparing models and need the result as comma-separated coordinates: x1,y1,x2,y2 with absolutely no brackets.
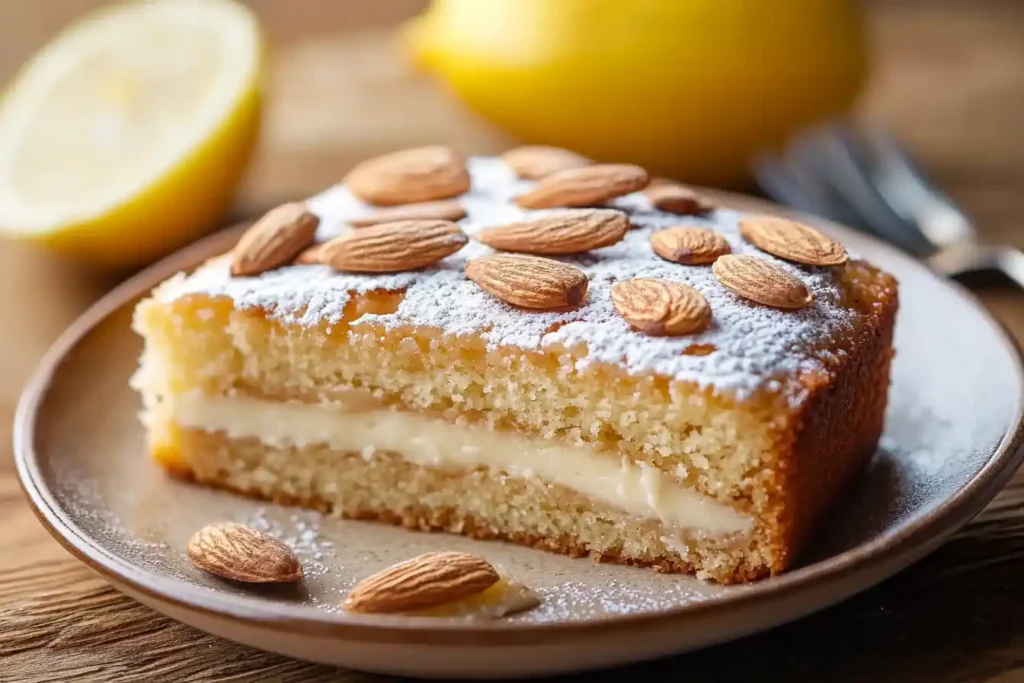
406,0,867,187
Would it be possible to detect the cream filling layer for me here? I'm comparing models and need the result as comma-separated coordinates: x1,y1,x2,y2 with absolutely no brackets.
169,393,753,535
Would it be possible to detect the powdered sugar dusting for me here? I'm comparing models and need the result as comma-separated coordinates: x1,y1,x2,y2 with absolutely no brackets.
159,157,858,399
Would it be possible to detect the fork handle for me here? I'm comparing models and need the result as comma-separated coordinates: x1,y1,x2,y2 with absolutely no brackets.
927,242,1024,289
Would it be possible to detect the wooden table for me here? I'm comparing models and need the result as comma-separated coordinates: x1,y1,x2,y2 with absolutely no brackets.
2,2,1023,681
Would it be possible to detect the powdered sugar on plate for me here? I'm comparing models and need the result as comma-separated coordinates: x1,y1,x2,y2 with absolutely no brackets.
158,157,860,400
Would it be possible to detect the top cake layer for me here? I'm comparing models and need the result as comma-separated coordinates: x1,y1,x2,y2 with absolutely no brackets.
157,156,871,401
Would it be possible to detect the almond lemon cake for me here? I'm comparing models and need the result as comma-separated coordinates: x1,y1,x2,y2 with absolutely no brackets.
132,145,898,583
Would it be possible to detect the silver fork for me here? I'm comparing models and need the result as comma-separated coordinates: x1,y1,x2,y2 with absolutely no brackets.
752,122,1024,288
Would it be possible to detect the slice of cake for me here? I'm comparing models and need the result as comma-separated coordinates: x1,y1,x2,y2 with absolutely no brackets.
132,146,898,583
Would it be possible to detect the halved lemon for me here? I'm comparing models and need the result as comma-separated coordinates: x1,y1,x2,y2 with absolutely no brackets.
0,0,263,269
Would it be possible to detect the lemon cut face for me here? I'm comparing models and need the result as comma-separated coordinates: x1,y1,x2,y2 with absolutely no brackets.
0,0,263,268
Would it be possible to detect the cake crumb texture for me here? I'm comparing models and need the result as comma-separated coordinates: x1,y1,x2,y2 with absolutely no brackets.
166,429,775,583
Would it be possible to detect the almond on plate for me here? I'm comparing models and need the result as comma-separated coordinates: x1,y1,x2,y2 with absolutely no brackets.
344,551,500,614
186,522,303,583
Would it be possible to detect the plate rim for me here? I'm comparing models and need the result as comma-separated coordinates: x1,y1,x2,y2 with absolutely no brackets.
14,192,1024,647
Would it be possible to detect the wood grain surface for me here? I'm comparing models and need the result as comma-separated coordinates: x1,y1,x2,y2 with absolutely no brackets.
2,1,1023,681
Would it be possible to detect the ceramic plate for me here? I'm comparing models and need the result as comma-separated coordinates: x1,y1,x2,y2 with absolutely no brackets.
15,193,1024,679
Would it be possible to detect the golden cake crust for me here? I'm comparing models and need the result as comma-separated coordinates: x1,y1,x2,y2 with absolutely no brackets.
758,284,897,570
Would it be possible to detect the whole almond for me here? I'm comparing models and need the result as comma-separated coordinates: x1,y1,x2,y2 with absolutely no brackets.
502,145,592,180
515,164,650,209
320,220,467,273
344,551,500,614
466,254,588,309
712,255,813,309
231,203,319,276
186,522,303,583
611,278,711,336
645,183,713,216
348,200,467,228
344,146,471,206
740,216,848,266
475,209,629,255
651,227,730,265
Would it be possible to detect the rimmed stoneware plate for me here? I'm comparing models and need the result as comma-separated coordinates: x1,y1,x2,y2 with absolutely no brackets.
15,192,1024,679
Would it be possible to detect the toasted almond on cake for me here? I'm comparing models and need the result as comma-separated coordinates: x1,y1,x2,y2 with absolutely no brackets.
320,220,467,273
740,216,848,266
348,200,467,228
651,226,730,265
294,242,325,264
466,254,588,309
474,209,630,255
292,244,323,265
502,145,592,180
515,164,649,209
611,278,711,336
343,145,471,206
344,551,500,614
647,176,679,188
645,183,713,215
712,254,813,309
186,522,303,583
231,203,319,276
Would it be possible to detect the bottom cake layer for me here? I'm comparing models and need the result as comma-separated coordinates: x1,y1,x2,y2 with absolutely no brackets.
165,427,772,583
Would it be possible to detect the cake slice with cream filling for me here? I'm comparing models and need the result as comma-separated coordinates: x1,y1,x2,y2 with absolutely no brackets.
132,146,897,583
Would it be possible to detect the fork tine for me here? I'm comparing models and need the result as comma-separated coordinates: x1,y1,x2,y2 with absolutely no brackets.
751,154,834,218
753,140,877,236
857,127,975,249
835,124,937,252
783,124,930,255
778,138,875,231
